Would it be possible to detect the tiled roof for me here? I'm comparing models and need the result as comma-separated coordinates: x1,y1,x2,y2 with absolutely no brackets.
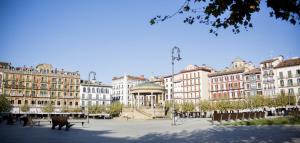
275,58,300,68
244,68,261,75
260,59,277,64
112,75,146,81
208,68,244,77
180,66,211,73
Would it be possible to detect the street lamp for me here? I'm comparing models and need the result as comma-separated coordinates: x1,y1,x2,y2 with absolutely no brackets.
87,71,96,123
171,46,181,126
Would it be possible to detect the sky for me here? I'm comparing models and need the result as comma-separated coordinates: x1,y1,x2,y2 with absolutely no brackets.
0,0,299,83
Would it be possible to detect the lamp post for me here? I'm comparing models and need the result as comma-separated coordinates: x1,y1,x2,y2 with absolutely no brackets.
87,71,96,123
171,46,181,126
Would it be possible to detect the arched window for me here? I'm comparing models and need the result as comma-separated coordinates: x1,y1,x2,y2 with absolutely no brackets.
92,88,95,93
83,87,86,92
101,88,104,93
87,87,91,93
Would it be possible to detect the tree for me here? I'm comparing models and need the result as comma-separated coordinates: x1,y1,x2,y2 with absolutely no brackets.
20,104,30,112
108,102,123,117
199,100,212,112
150,0,300,36
276,94,289,107
88,105,106,114
0,95,12,112
42,103,54,113
165,100,180,112
181,102,195,112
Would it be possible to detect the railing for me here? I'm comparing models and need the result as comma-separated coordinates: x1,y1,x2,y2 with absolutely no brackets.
278,74,300,79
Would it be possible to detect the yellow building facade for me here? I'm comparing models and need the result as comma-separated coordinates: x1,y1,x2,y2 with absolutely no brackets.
0,62,80,113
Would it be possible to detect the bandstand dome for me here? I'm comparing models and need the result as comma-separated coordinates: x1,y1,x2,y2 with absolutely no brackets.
130,82,165,93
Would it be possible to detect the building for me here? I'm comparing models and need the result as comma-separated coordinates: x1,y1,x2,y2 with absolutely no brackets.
0,71,3,95
274,57,300,105
112,75,146,106
243,68,262,96
163,65,212,104
80,80,112,108
178,65,212,103
0,62,80,113
163,75,172,101
260,56,284,97
149,76,164,86
209,58,254,101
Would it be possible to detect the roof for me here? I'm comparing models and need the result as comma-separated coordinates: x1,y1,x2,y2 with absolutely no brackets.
260,59,277,64
180,66,211,73
131,82,165,91
80,80,112,87
275,58,300,69
208,68,244,77
112,75,146,81
244,68,261,75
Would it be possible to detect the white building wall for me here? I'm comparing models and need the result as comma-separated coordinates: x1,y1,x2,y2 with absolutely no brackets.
275,65,300,97
80,84,112,107
163,76,172,101
112,75,145,106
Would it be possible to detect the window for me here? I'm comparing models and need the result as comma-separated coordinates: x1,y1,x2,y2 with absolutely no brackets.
288,71,292,78
57,101,60,106
96,94,99,99
82,101,85,106
92,88,95,93
87,87,90,93
83,87,86,92
69,102,72,106
75,102,78,106
280,80,284,87
288,79,293,86
103,95,106,100
88,94,92,99
257,75,260,80
18,100,21,104
297,70,300,76
297,78,300,85
11,100,14,104
82,94,85,99
288,88,294,95
279,72,283,78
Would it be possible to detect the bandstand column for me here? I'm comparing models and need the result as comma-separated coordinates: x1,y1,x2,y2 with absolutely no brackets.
151,92,153,110
137,92,140,109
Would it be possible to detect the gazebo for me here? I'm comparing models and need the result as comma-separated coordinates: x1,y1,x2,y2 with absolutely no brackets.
130,82,165,110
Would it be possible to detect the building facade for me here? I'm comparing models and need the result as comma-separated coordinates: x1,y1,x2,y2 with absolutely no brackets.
243,68,262,96
260,56,284,97
274,57,300,105
209,58,254,101
80,80,112,108
163,75,172,101
112,75,146,106
163,65,212,104
0,63,80,113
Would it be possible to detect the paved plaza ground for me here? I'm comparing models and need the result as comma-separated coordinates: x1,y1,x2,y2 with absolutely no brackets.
1,118,300,143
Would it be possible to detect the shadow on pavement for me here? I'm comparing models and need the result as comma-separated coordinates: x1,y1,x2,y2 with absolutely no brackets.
1,122,300,143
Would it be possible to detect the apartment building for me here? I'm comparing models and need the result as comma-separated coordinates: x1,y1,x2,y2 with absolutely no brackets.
0,62,80,113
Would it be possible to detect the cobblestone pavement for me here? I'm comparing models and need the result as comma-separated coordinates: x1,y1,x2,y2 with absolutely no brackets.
1,118,300,143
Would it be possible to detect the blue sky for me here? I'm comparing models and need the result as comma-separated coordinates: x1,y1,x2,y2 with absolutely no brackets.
0,0,299,83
